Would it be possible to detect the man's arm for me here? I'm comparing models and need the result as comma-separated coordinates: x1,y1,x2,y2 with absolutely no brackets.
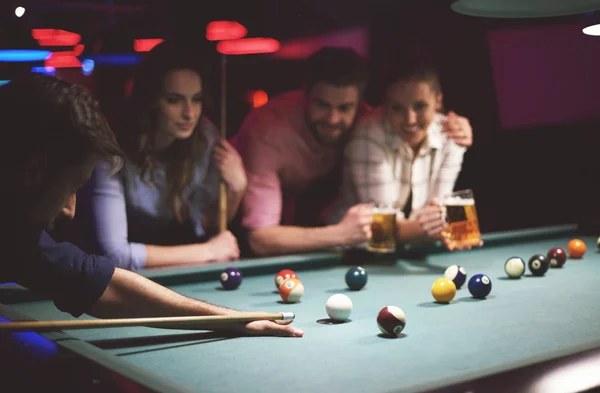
248,226,342,257
88,268,302,336
236,129,333,256
248,203,373,256
27,231,280,335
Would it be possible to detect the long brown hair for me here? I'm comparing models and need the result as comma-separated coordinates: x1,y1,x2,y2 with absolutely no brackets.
117,41,213,223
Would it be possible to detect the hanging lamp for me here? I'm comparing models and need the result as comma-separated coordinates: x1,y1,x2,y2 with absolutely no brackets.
451,0,600,18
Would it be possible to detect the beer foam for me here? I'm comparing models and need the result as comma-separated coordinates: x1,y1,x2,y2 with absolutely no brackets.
444,197,475,206
372,207,398,214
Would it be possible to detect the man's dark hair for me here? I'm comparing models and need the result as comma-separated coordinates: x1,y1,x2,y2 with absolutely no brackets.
0,73,123,185
303,47,368,94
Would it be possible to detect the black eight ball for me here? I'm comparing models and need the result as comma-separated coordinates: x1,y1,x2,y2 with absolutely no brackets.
528,254,549,276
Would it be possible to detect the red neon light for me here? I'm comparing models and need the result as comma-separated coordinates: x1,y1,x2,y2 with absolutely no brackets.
32,29,84,69
32,29,81,46
45,52,82,68
244,90,269,108
72,44,84,56
216,38,280,55
134,38,164,52
252,90,268,108
206,21,247,41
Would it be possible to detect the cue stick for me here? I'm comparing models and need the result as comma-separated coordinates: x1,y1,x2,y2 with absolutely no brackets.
219,53,228,233
0,312,295,333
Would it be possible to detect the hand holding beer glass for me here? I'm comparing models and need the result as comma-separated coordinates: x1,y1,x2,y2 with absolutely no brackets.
440,189,483,251
368,203,398,253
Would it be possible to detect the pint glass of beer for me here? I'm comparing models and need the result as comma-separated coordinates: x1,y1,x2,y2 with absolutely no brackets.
442,189,482,249
368,204,397,253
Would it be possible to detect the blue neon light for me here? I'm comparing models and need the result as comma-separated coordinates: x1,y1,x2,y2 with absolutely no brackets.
0,81,9,86
82,59,95,75
31,66,56,76
0,316,59,360
0,50,51,62
83,53,142,66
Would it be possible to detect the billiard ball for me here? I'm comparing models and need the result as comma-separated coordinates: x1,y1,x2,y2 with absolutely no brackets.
345,266,368,290
275,269,297,289
325,294,353,321
279,278,304,303
547,247,567,268
377,306,406,337
431,277,456,303
220,267,242,290
504,257,526,278
528,254,549,276
444,265,467,289
468,274,491,299
597,236,600,250
567,239,586,258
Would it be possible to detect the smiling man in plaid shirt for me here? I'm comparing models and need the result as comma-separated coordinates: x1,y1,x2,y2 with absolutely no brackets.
328,57,479,251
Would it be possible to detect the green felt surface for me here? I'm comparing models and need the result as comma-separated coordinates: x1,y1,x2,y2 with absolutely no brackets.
3,229,600,393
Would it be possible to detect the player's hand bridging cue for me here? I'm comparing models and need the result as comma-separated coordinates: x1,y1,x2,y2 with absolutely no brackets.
230,311,304,337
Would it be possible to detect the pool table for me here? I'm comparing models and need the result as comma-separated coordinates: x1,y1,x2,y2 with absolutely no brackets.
2,224,600,393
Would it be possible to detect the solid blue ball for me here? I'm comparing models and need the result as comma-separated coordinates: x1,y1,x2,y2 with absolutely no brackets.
220,267,242,290
468,274,491,299
345,266,368,290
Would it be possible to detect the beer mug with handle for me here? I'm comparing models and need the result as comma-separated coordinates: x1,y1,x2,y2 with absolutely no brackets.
368,202,398,253
441,189,482,249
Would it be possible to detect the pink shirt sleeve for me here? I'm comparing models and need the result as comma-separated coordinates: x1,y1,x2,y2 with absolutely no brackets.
237,131,283,230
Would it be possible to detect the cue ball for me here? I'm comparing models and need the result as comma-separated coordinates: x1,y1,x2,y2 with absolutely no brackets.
279,278,304,303
325,294,353,321
377,306,406,337
444,265,467,289
547,247,567,268
220,267,242,290
345,266,368,290
431,277,456,303
504,257,526,278
528,254,549,276
275,269,297,289
567,239,586,258
468,274,491,299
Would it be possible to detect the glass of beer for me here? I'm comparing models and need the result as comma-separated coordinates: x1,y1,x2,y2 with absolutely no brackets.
441,189,482,249
368,203,397,253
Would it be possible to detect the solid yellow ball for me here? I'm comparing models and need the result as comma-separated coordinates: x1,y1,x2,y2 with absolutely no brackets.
431,277,457,304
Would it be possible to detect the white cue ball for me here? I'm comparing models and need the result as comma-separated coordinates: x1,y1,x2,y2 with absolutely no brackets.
504,256,526,278
326,294,353,321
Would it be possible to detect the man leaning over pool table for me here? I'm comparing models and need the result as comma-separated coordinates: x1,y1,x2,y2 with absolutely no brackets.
0,73,302,338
